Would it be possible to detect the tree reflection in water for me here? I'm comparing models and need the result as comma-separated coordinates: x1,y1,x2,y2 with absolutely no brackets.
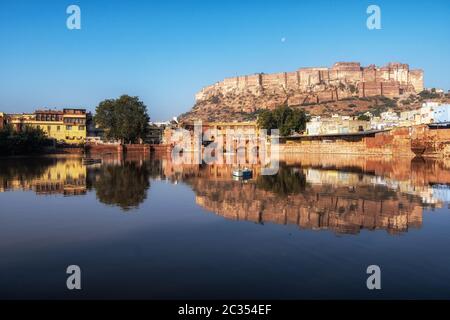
256,164,308,196
2,154,450,233
90,162,151,211
0,157,57,182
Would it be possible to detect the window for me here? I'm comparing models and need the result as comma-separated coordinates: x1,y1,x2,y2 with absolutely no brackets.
57,126,60,131
47,126,51,131
66,125,72,130
78,125,85,131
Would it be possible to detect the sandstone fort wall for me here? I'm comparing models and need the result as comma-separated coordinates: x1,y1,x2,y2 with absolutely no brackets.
196,62,424,102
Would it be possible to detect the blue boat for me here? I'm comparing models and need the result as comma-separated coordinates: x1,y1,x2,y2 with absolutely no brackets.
232,168,252,179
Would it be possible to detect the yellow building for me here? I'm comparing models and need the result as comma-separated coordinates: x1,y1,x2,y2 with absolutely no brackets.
179,121,259,139
7,108,87,144
0,112,5,130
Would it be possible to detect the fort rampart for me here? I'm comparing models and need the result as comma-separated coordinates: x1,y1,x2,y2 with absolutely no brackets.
196,62,424,103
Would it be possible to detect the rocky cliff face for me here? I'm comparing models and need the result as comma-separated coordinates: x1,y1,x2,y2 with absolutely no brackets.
180,62,424,122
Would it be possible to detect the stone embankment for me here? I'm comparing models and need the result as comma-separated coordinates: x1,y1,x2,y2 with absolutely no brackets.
280,126,450,158
85,143,171,155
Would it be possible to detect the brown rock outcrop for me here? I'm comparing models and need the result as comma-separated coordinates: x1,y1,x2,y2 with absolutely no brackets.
180,62,424,122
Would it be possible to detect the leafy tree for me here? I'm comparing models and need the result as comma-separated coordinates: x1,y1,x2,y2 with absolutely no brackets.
357,114,371,121
378,96,397,108
94,95,150,143
418,90,440,100
257,110,277,131
257,106,308,136
0,125,48,156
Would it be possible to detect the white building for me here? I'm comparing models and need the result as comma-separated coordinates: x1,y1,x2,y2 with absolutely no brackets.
370,110,400,130
380,110,400,122
305,116,322,135
419,102,439,124
397,102,450,126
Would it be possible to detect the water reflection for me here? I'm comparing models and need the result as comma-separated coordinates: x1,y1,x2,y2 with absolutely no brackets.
184,164,423,235
0,157,86,196
256,166,308,196
88,163,150,210
1,154,450,235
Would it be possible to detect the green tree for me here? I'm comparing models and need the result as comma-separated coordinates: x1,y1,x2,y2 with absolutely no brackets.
0,125,49,156
257,106,307,136
418,90,440,100
357,114,371,121
94,95,150,143
257,110,276,131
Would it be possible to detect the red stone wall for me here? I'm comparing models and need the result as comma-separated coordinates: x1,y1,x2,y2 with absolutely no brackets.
280,127,421,157
86,143,122,154
411,126,450,157
280,127,450,157
124,144,150,153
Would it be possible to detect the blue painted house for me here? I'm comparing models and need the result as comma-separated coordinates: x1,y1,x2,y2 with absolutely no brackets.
432,104,450,123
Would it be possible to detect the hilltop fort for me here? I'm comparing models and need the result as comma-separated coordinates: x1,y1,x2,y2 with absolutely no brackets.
180,62,424,122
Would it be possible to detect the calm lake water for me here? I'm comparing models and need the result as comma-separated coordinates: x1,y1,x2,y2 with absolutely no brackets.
1,153,450,299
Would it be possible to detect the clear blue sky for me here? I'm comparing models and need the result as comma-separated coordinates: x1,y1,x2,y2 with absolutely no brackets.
0,0,449,120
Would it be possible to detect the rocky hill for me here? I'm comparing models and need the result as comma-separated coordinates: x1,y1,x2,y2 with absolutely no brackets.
179,62,426,122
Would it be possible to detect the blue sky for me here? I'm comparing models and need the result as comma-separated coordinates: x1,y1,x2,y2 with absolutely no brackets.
0,0,449,120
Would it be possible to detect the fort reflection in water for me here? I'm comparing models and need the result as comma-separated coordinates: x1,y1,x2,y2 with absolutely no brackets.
1,153,450,235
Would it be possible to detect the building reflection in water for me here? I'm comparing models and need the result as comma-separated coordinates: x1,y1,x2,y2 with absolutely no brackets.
156,154,450,235
0,157,87,196
1,153,450,234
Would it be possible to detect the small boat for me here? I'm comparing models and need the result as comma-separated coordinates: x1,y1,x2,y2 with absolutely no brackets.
82,158,102,165
232,175,252,183
232,167,252,179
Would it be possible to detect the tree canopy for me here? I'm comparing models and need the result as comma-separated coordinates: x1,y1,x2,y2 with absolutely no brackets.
94,95,150,143
257,106,308,136
357,114,371,121
0,125,49,156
